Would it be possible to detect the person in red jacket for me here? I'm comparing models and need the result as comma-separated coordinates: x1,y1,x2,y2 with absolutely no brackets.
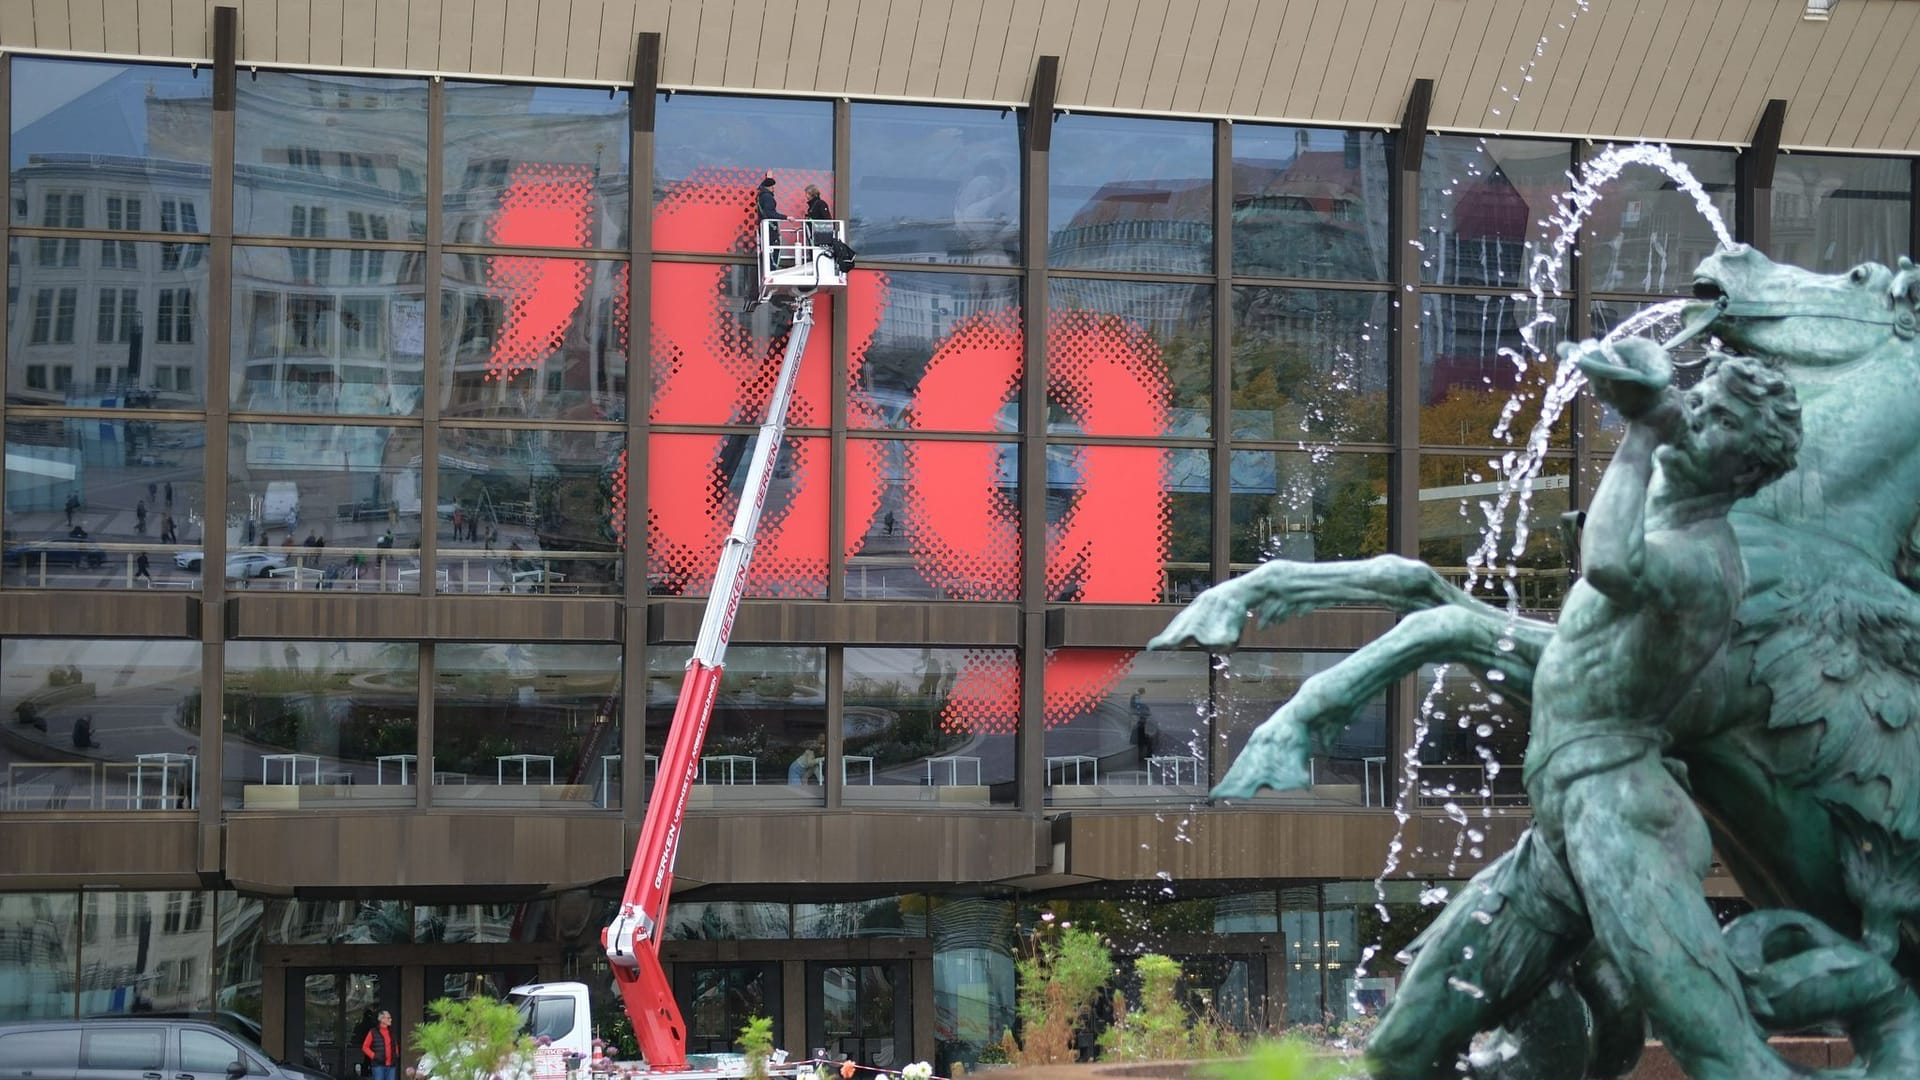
361,1009,399,1080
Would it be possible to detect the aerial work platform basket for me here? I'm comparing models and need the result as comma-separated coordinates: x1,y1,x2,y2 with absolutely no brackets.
754,218,851,305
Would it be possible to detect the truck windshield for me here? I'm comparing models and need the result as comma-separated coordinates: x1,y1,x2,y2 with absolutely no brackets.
507,992,575,1043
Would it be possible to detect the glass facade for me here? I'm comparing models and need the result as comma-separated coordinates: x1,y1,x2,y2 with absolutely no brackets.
4,418,207,588
648,646,826,805
222,641,418,810
433,643,623,807
233,73,429,240
849,105,1021,265
1,639,200,811
842,648,1018,805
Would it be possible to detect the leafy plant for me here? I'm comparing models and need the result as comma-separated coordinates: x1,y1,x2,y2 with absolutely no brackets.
1009,922,1112,1066
1099,955,1193,1061
738,1014,775,1080
411,996,533,1080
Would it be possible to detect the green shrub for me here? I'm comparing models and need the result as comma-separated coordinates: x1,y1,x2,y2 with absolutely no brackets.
411,996,533,1080
1010,923,1111,1066
1099,955,1191,1061
738,1014,775,1080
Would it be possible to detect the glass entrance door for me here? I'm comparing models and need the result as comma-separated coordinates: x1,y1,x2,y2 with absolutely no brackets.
807,962,909,1071
285,967,399,1080
674,963,782,1054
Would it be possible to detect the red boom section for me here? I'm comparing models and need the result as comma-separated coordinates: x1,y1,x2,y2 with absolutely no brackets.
608,658,726,1069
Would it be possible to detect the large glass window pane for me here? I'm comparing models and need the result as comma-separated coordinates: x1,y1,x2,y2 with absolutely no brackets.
228,422,422,593
1420,137,1571,289
1771,153,1912,273
6,239,210,409
444,83,630,249
1045,445,1209,604
665,903,792,941
647,434,826,599
849,104,1020,264
440,254,626,422
848,271,1021,433
0,894,79,1018
78,891,213,1015
649,263,832,426
214,893,267,1037
1417,662,1530,808
842,648,1017,807
1047,281,1212,437
647,646,825,806
234,73,427,239
1,639,199,812
1042,649,1207,802
1587,146,1734,295
1230,452,1388,573
1419,295,1570,448
654,95,833,256
232,247,426,416
930,896,1015,1075
1231,286,1389,442
436,427,624,595
1233,126,1390,281
10,59,211,225
223,642,417,810
432,644,622,808
844,438,1020,601
1050,115,1213,273
1221,652,1387,807
794,897,926,939
262,900,414,944
4,418,205,589
1418,454,1571,614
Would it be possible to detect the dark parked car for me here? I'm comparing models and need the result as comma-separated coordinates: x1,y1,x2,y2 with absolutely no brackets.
0,1016,330,1080
6,539,106,569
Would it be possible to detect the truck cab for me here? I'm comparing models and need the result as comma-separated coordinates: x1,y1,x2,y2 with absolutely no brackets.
507,981,593,1057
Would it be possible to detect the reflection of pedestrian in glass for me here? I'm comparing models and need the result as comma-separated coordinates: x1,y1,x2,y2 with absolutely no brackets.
788,738,825,785
883,511,896,537
164,481,173,508
135,500,148,535
135,552,152,583
954,158,1018,258
1131,688,1155,763
283,644,301,674
65,491,80,526
72,714,96,749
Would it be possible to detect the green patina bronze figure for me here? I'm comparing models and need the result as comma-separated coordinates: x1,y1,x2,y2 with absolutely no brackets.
1152,247,1920,1079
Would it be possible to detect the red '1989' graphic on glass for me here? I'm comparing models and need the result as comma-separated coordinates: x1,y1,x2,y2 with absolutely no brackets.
486,167,1179,731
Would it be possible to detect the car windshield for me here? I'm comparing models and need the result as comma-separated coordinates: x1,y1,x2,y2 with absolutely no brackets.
508,992,535,1035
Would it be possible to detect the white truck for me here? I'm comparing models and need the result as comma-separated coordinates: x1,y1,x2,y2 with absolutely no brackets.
413,981,800,1080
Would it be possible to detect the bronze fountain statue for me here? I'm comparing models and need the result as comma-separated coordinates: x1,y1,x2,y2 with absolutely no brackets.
1152,246,1920,1079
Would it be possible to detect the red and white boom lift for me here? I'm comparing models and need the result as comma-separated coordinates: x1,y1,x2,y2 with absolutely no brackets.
602,217,850,1071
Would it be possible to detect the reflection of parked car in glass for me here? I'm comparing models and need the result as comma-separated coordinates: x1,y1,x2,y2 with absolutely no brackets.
6,539,106,569
175,550,288,578
5,1016,333,1080
105,1010,331,1073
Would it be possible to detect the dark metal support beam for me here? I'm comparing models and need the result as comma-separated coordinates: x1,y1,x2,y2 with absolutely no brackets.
1020,56,1060,815
624,31,663,822
1737,99,1787,254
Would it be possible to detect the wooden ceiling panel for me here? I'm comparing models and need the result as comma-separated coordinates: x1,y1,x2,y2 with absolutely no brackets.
1798,0,1891,148
3,0,1918,151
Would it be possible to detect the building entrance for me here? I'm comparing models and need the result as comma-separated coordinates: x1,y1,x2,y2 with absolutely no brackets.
285,967,400,1080
806,961,909,1070
675,962,783,1053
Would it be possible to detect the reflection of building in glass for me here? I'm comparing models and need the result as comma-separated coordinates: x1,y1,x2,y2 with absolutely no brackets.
9,72,211,406
1233,131,1390,281
1050,177,1212,275
234,248,425,415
